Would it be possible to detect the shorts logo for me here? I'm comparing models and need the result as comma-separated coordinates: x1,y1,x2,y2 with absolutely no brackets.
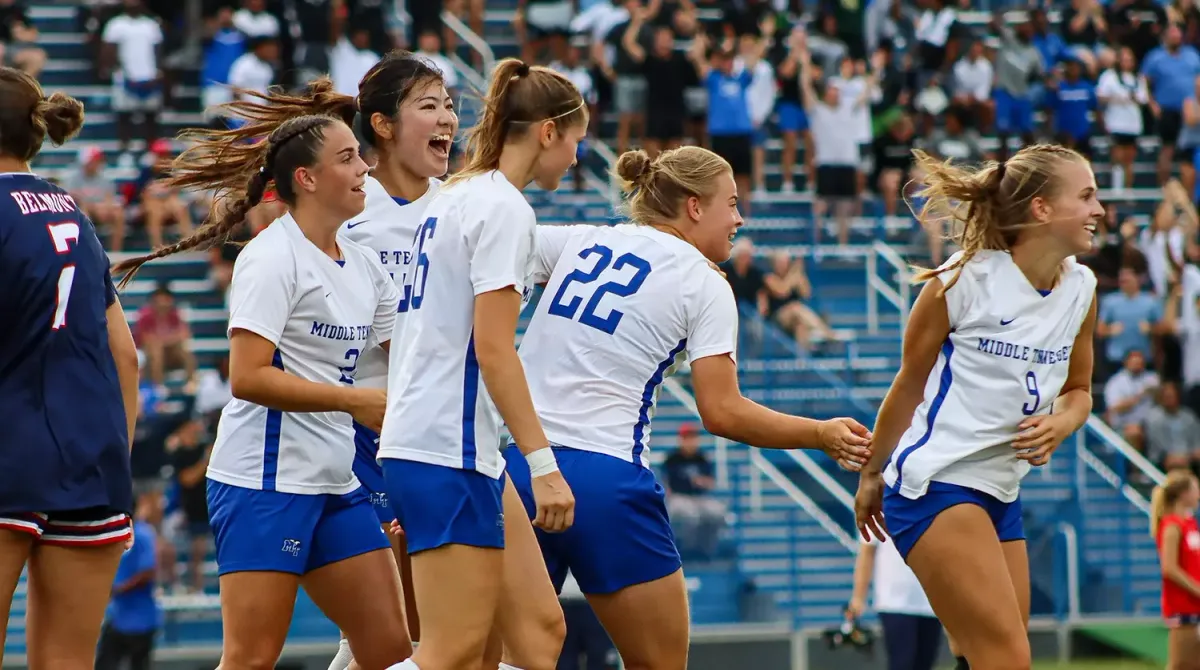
496,513,505,530
281,539,302,556
369,492,389,508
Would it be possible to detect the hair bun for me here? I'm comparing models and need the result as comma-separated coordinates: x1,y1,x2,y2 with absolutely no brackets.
37,92,85,146
614,149,653,191
515,62,531,77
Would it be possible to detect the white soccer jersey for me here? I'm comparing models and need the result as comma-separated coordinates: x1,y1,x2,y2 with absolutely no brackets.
208,214,401,494
377,171,537,479
882,250,1097,503
519,224,739,466
339,176,440,389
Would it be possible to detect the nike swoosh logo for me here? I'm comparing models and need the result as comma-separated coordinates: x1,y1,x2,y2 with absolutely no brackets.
1000,318,1016,326
346,221,367,229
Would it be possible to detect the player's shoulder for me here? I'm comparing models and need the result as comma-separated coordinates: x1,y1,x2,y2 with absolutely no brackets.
239,215,299,264
448,171,530,208
1061,255,1097,293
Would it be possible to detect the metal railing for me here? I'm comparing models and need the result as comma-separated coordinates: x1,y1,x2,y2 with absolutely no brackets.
865,241,911,335
440,10,496,77
749,451,858,553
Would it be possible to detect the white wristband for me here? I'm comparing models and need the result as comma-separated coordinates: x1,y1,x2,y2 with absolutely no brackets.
526,447,559,478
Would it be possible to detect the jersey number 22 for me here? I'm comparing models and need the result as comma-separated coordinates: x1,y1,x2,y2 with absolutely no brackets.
548,244,652,335
47,222,81,331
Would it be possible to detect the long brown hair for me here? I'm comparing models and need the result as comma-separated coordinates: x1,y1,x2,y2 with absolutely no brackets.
910,144,1088,292
450,58,587,184
111,114,345,287
0,67,85,162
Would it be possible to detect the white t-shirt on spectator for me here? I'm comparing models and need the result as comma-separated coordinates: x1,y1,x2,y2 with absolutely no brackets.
866,538,935,617
550,61,596,105
227,53,275,100
953,56,993,101
829,75,878,144
809,102,861,166
195,369,233,416
1140,226,1187,297
1180,264,1200,389
1096,69,1149,136
331,39,382,96
102,14,162,83
735,58,777,129
1104,369,1160,428
232,8,280,38
915,7,956,49
417,51,459,90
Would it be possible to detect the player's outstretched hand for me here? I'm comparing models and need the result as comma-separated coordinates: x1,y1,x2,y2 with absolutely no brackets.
532,470,576,533
818,417,873,471
1011,414,1072,466
346,388,387,433
387,519,404,537
855,472,888,543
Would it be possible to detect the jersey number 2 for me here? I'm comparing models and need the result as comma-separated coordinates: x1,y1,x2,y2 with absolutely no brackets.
47,222,81,331
547,244,652,335
1022,371,1041,416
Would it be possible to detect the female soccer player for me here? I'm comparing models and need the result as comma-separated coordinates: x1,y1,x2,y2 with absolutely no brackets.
854,145,1103,670
1151,469,1200,670
378,58,585,670
503,146,872,670
0,66,140,669
206,53,458,667
112,114,412,669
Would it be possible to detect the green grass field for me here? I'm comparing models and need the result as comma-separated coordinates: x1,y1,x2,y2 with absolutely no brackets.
1029,663,1156,670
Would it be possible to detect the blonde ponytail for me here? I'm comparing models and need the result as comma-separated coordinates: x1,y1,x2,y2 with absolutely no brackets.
1150,483,1168,538
1151,469,1199,537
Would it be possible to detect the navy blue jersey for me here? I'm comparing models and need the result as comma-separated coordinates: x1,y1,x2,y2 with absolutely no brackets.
0,172,132,516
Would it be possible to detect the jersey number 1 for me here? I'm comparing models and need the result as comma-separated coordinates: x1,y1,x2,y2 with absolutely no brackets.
47,222,81,331
547,244,652,335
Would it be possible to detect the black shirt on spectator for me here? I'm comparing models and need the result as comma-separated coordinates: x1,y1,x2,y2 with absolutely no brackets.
1061,6,1101,47
721,261,766,308
0,2,30,43
873,132,916,175
292,0,332,43
643,51,691,117
1108,0,1167,61
664,451,714,495
607,20,653,76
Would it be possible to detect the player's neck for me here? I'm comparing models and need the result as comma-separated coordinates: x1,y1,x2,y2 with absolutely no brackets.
374,162,429,202
1170,503,1195,519
290,206,342,259
1009,242,1063,292
0,157,30,174
497,145,539,190
649,222,693,247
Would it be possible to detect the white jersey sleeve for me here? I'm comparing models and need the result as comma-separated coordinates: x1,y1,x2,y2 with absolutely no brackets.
532,224,591,284
466,197,538,296
225,242,297,344
684,266,739,364
937,251,978,328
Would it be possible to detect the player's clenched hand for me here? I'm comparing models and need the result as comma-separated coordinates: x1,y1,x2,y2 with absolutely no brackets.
855,472,888,543
1011,414,1071,466
818,417,873,472
532,470,575,533
346,388,387,433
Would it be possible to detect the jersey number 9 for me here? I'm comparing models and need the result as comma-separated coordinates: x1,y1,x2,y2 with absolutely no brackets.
547,244,652,335
398,217,437,313
1022,371,1041,416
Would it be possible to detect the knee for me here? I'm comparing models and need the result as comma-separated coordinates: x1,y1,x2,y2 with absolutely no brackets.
975,637,1031,670
507,603,566,670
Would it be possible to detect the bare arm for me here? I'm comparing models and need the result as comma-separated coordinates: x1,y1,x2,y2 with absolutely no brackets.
1051,296,1097,424
472,288,549,455
106,298,140,449
622,12,647,63
848,542,876,616
862,280,951,474
1161,524,1200,599
228,329,371,414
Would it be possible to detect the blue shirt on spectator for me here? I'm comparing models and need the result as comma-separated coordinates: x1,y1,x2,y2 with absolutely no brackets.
1052,78,1096,140
1033,32,1068,68
105,520,161,635
202,27,246,87
1099,291,1162,362
705,69,753,136
1141,46,1200,111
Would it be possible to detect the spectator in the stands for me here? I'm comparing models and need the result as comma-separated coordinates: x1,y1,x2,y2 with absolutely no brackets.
134,140,196,249
772,26,812,194
1104,349,1160,450
690,29,759,216
829,56,881,205
291,0,333,85
664,424,726,560
912,0,959,91
951,39,993,133
991,12,1042,162
131,379,195,498
1168,0,1200,49
195,354,232,426
1141,24,1200,186
166,416,211,593
921,105,986,164
1109,0,1167,63
1062,0,1108,76
1177,75,1200,197
1048,57,1097,157
62,146,126,252
806,13,848,76
1144,180,1194,297
415,28,460,102
200,6,247,128
551,44,597,192
608,0,650,154
0,0,46,76
228,35,278,105
134,282,198,386
100,0,165,166
1145,382,1200,473
764,252,835,352
740,32,778,198
232,0,279,38
722,238,767,316
872,113,917,219
1170,250,1200,415
517,0,573,64
330,18,382,96
94,490,163,670
1097,46,1150,192
1100,267,1165,374
1031,8,1069,73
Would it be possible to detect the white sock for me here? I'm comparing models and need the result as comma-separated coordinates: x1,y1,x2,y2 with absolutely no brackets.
327,638,353,670
385,661,421,670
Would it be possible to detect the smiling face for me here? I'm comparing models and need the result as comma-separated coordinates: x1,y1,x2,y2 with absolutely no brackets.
1025,158,1104,256
688,170,744,263
531,118,588,191
294,122,370,222
376,78,458,179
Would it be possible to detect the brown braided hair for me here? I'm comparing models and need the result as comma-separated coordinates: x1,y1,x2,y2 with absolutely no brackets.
909,143,1088,293
112,114,344,288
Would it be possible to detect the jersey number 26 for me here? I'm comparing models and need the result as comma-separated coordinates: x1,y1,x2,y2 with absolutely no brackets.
397,217,437,313
547,244,652,335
